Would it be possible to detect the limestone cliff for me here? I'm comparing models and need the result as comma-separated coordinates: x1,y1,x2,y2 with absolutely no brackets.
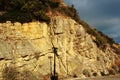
0,16,120,79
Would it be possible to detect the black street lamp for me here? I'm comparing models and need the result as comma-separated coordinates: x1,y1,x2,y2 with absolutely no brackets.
51,47,58,80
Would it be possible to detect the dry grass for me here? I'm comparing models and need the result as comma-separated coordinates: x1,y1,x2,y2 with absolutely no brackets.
2,66,39,80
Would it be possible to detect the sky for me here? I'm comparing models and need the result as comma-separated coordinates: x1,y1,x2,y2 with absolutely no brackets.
64,0,120,43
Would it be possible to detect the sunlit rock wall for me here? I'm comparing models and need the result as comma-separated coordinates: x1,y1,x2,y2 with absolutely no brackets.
0,16,119,79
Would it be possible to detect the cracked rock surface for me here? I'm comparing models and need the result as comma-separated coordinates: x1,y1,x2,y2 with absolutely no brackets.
0,16,120,79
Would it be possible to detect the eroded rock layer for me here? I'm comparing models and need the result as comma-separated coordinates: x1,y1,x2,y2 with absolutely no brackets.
0,16,119,79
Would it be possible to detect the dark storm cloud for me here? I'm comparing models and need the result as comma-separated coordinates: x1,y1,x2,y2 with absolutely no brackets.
64,0,120,43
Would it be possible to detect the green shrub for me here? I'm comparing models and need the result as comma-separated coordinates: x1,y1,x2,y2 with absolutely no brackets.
33,10,50,23
83,69,90,77
118,68,120,73
0,11,33,23
93,72,97,77
49,1,60,8
0,0,56,23
0,0,80,24
59,5,80,23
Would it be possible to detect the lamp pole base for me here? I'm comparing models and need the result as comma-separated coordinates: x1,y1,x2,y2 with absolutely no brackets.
51,75,58,80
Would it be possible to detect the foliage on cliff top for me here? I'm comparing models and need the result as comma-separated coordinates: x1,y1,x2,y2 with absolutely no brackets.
0,0,60,23
0,0,79,23
0,0,116,47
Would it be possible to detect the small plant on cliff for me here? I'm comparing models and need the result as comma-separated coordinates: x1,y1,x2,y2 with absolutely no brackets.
2,65,39,80
59,4,80,23
82,69,90,77
108,69,116,75
100,71,106,76
2,66,18,80
93,72,97,77
111,65,118,72
20,70,38,80
73,74,78,78
118,68,120,73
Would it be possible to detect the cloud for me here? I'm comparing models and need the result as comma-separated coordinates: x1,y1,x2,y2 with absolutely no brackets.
64,0,120,43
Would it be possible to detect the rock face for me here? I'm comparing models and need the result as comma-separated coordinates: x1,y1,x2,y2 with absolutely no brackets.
0,16,120,79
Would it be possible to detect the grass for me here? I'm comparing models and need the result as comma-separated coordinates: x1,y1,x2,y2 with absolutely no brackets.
2,66,39,80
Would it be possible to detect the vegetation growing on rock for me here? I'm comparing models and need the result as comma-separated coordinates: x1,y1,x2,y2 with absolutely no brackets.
2,66,38,80
0,0,79,24
0,0,60,23
0,0,118,51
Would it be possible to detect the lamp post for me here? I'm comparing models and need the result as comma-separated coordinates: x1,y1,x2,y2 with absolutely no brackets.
51,47,58,80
